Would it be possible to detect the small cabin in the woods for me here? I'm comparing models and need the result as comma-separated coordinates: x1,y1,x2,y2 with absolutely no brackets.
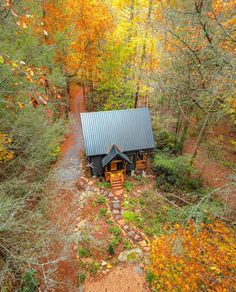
80,108,154,189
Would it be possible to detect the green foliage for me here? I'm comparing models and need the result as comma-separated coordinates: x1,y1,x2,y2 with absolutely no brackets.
96,195,106,205
77,272,86,285
123,210,144,228
19,269,38,292
153,153,200,191
123,240,132,250
99,208,107,218
78,247,91,258
108,243,115,255
124,181,133,192
88,262,100,275
154,129,183,154
146,270,156,286
108,226,121,236
97,181,110,189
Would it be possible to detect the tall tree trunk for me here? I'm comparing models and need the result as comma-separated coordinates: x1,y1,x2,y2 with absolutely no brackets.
190,97,216,164
135,0,153,108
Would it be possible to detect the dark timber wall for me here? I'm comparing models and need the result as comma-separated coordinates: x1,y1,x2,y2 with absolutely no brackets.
89,149,150,177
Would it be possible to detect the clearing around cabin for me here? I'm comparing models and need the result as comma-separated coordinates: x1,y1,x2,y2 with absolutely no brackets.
41,85,235,291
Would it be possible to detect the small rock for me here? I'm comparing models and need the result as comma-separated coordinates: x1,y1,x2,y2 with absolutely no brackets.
112,200,120,204
101,260,107,266
143,246,151,252
135,266,143,274
123,225,129,231
108,192,113,197
88,181,94,186
128,230,135,237
93,187,99,192
112,210,120,214
84,186,90,192
114,215,121,220
113,203,120,209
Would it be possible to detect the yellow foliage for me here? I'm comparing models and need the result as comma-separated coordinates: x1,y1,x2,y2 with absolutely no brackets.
148,221,236,291
0,133,14,163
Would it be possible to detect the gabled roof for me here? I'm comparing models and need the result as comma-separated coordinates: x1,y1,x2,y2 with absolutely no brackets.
80,107,155,156
102,144,132,167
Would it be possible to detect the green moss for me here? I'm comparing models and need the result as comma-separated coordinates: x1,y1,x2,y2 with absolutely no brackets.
127,252,137,261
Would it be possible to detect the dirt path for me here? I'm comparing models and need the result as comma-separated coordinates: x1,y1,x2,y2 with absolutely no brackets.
56,84,86,186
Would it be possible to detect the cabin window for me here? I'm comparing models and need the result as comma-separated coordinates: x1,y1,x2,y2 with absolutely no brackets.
117,162,123,170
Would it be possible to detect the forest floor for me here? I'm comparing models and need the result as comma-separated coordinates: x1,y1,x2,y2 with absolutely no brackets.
184,129,236,210
42,85,235,291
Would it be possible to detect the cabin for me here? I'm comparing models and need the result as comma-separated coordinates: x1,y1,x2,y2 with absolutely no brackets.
80,108,155,189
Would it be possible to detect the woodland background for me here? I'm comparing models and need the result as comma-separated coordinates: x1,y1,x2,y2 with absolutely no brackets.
0,0,235,290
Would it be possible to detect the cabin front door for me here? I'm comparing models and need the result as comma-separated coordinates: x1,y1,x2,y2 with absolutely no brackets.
105,159,126,190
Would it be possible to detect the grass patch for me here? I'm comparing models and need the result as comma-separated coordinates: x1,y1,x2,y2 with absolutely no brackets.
123,210,144,228
97,195,106,204
99,207,107,218
77,272,86,285
97,181,110,189
108,226,121,236
78,247,91,258
123,240,132,250
88,262,100,275
124,181,133,192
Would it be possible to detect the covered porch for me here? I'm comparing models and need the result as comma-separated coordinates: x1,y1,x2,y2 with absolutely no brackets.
102,145,132,190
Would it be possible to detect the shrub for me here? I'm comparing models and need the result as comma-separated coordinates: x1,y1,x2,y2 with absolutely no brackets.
77,272,86,285
19,269,38,292
99,208,107,218
123,240,132,249
108,226,121,236
148,221,236,291
78,247,91,257
108,243,115,255
88,262,100,275
97,195,106,204
123,211,144,228
153,153,200,191
124,181,133,192
154,129,183,154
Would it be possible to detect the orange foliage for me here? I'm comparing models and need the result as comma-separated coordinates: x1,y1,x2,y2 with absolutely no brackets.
41,0,114,79
148,221,236,291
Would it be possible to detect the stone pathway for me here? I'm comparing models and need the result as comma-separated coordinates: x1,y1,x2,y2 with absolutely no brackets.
78,178,151,253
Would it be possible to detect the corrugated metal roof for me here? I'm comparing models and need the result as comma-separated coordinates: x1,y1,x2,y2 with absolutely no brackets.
80,108,155,156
